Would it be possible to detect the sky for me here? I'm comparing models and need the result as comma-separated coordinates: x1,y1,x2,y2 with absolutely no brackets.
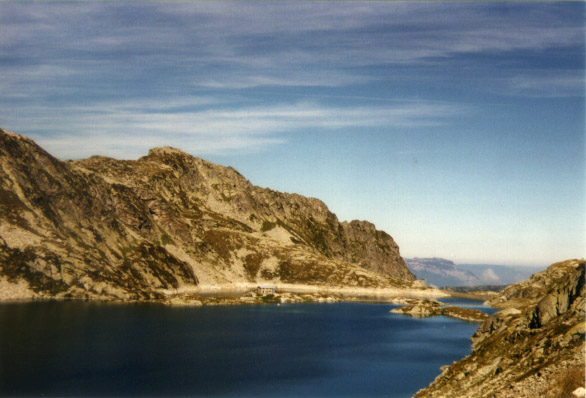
1,2,584,267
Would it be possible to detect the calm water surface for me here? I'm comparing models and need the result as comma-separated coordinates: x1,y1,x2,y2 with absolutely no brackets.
0,300,491,397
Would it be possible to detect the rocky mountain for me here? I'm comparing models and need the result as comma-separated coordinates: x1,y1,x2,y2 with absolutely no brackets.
406,257,481,287
0,128,415,301
415,259,585,398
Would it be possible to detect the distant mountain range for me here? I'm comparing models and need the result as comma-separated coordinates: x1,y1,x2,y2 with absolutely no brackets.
458,263,545,286
405,258,480,287
405,258,545,287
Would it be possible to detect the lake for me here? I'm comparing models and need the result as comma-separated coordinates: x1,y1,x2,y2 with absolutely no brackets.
0,299,493,397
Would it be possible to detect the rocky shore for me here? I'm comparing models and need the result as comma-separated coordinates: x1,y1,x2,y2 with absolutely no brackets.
162,290,344,306
161,284,459,306
0,280,452,307
414,259,585,398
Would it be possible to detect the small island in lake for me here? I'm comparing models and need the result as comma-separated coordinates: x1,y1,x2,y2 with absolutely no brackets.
390,298,489,323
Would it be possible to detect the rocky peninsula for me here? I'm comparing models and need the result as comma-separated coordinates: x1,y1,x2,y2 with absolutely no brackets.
390,298,489,323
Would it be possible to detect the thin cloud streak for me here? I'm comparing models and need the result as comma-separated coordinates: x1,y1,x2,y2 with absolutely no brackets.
9,100,465,159
504,72,585,98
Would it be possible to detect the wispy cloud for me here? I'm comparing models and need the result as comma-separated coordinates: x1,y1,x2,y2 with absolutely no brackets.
4,99,464,159
0,2,582,97
502,71,585,98
197,71,373,89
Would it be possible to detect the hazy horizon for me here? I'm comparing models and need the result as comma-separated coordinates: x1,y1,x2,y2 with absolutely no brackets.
1,2,584,267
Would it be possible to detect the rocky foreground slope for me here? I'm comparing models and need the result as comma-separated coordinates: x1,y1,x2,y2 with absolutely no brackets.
0,128,416,301
415,259,585,398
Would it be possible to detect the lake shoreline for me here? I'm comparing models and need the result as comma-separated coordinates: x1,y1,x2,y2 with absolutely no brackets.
0,282,493,308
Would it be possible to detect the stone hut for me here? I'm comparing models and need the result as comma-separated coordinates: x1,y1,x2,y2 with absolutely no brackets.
256,286,276,295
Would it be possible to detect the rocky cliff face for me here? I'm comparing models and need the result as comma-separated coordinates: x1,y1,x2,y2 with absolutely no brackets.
0,128,414,301
415,259,585,398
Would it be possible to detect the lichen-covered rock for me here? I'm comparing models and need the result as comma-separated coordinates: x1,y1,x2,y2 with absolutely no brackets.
0,128,414,301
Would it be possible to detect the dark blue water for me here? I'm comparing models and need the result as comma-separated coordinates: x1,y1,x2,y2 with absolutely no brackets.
0,301,486,397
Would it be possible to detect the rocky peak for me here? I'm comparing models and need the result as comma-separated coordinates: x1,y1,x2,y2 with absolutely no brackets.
0,128,38,147
147,146,190,158
0,128,64,174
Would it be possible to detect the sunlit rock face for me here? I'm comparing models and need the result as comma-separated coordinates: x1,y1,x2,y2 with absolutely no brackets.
0,128,414,301
415,259,585,398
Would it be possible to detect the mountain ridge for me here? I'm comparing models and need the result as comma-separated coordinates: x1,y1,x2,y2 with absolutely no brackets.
0,128,415,301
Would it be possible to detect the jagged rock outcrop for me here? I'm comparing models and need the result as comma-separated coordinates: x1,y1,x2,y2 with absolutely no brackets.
415,259,585,398
0,128,415,301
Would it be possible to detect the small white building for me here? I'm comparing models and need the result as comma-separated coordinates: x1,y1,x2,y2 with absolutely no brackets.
256,286,276,295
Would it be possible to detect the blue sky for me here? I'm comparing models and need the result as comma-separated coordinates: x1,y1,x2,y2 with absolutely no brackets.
1,2,584,267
